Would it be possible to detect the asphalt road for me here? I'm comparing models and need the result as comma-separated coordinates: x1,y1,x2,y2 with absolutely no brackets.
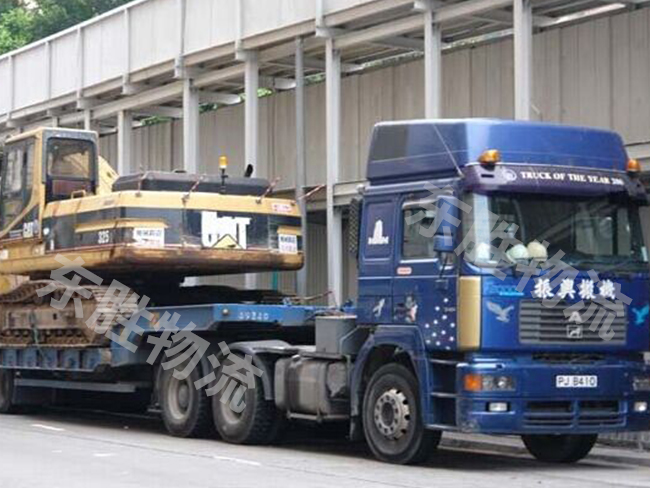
1,408,649,488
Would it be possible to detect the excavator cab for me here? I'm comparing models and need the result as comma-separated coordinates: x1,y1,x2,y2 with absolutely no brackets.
0,128,99,243
45,134,98,202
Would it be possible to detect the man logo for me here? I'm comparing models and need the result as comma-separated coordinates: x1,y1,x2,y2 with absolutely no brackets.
567,324,583,340
368,219,389,246
568,311,583,324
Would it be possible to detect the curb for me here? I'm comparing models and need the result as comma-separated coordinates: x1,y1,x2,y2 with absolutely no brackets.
440,433,650,468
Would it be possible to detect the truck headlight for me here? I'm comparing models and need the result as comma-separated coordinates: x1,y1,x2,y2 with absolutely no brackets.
633,376,650,391
464,374,516,392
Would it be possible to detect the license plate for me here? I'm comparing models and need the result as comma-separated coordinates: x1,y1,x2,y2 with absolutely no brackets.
556,375,598,388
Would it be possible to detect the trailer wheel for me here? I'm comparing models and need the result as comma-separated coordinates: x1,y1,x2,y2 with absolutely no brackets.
212,354,283,445
159,366,213,438
522,434,597,463
0,370,17,414
363,363,440,465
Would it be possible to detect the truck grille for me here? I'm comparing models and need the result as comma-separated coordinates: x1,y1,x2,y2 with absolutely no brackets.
523,400,624,428
519,300,627,345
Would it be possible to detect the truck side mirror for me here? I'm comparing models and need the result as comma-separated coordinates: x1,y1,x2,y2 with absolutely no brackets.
433,234,455,253
434,195,460,251
348,198,362,260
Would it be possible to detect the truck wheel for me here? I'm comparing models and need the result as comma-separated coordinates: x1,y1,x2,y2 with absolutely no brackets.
159,366,213,438
0,369,17,414
212,355,283,445
363,363,441,464
522,434,597,463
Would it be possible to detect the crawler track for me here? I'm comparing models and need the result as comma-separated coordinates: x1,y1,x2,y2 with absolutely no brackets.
0,280,136,348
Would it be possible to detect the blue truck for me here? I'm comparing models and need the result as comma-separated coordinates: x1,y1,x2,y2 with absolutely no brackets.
0,119,649,465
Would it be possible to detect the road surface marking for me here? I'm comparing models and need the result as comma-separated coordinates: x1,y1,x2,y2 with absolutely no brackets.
212,455,261,466
31,424,65,432
93,453,116,458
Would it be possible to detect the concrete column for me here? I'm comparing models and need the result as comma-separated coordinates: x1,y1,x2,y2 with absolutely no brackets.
325,37,343,306
514,0,533,120
244,51,260,174
424,9,442,119
295,37,308,297
117,110,133,176
182,77,200,173
83,109,99,133
244,51,260,291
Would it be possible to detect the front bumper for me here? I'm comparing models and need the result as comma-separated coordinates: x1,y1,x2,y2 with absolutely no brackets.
454,357,650,434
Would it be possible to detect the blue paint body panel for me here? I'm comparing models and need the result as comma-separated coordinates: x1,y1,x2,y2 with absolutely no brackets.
139,303,321,332
0,303,323,372
454,354,650,434
367,119,629,184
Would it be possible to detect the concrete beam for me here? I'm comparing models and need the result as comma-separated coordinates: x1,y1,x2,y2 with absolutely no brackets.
76,97,100,110
334,0,511,50
136,106,184,118
199,91,242,105
260,76,296,90
93,82,184,120
122,81,148,96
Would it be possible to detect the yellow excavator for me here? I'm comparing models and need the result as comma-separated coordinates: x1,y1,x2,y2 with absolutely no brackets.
0,127,303,347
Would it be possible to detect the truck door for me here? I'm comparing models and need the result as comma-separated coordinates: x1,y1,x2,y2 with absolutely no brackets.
357,196,396,324
392,194,458,350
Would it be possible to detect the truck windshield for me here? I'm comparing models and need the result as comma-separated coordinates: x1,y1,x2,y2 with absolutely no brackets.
462,193,648,270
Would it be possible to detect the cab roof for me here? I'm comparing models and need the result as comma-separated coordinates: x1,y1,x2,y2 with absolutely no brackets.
5,127,96,144
366,119,629,185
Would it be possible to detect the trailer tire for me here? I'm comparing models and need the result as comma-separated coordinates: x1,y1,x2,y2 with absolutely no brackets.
522,434,597,463
363,363,440,465
0,369,17,414
212,355,283,445
159,366,213,438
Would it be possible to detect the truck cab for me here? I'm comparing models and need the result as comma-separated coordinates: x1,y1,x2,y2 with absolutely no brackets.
354,119,650,463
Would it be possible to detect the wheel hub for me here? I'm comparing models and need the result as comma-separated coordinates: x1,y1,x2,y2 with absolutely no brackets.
177,382,190,410
168,377,192,420
373,388,410,440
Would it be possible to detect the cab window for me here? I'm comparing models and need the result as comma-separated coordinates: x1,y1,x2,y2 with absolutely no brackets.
402,200,437,260
0,139,35,230
46,138,95,201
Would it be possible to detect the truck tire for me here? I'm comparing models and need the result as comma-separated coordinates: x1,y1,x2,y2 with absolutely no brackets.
0,369,17,414
363,363,441,464
522,434,597,463
159,366,213,438
212,355,283,445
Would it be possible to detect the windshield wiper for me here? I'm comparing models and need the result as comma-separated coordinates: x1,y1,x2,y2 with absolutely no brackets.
599,259,647,274
566,257,646,273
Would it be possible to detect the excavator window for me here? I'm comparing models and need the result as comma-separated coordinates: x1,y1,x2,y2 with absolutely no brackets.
46,138,96,202
0,139,35,230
